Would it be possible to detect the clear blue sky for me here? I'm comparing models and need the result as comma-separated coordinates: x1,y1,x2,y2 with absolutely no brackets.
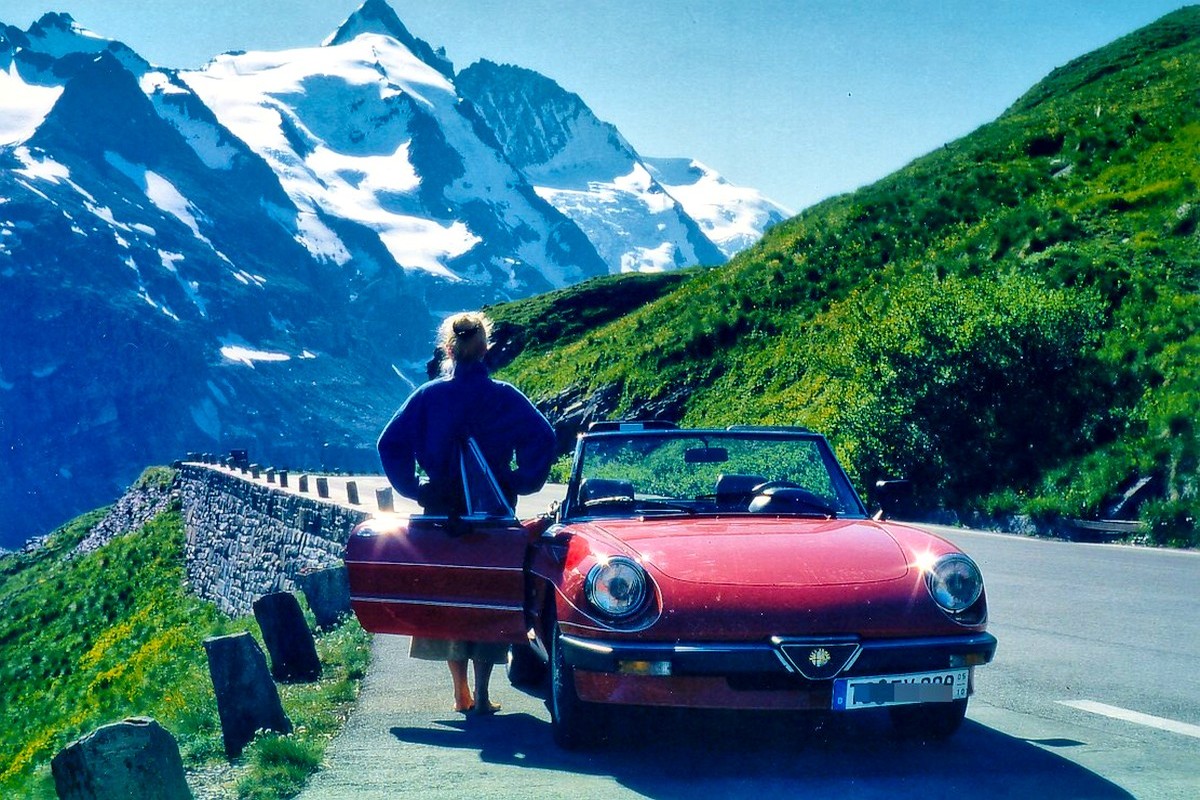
1,0,1190,211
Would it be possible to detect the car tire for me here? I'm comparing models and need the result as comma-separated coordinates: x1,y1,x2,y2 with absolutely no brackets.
888,698,969,740
507,642,547,689
549,625,606,749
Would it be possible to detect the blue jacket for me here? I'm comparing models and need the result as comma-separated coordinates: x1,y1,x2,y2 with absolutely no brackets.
377,362,555,508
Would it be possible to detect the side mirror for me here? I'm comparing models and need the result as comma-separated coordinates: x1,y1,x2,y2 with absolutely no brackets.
873,479,913,520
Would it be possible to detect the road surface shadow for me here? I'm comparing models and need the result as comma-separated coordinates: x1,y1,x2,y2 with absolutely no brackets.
391,707,1134,798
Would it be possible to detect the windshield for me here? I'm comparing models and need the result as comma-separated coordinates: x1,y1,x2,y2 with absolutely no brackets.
565,430,867,520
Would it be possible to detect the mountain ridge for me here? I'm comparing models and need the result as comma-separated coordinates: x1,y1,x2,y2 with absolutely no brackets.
0,1,787,548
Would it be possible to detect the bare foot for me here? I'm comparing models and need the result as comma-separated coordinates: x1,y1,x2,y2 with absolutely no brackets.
472,701,501,715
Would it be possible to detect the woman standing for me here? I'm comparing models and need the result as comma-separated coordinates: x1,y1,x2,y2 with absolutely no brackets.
377,311,555,714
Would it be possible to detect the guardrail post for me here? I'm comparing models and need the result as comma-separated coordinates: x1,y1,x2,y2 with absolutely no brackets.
202,632,292,758
253,593,321,683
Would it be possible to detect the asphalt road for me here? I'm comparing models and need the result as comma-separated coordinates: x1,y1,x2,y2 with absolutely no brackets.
298,520,1200,800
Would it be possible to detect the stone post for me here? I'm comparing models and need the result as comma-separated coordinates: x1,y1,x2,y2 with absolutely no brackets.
253,592,322,682
376,486,394,512
298,566,352,630
51,717,192,800
346,480,359,505
203,632,292,757
316,477,330,498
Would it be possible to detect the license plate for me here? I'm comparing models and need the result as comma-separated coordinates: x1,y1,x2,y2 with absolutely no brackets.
832,668,968,710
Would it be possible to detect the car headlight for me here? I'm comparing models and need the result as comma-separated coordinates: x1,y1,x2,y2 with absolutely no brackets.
926,553,983,613
585,557,648,619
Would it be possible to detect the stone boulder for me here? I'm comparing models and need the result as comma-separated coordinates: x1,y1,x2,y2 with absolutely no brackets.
51,716,191,800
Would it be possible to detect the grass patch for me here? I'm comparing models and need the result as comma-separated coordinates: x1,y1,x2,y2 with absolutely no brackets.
493,8,1200,537
0,494,372,798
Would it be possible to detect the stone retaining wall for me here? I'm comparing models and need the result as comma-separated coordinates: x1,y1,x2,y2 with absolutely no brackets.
178,464,370,616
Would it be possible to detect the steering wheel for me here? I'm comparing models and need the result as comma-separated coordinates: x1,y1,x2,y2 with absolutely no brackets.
749,480,838,517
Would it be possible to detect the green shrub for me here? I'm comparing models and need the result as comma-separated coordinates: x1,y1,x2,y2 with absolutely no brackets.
1143,498,1200,546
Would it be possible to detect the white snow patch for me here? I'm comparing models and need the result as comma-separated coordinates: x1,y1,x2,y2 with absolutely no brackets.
13,178,53,203
0,70,63,145
644,157,792,256
620,242,676,273
158,250,209,317
231,269,266,287
140,71,188,96
13,147,71,183
105,151,206,239
220,344,292,367
159,250,184,272
137,287,181,321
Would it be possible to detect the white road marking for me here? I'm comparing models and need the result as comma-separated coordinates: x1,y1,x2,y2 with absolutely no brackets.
1057,700,1200,739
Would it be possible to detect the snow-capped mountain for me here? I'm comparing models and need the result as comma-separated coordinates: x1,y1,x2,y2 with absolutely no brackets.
0,1,791,548
643,157,792,255
181,3,605,293
459,60,720,272
456,60,790,267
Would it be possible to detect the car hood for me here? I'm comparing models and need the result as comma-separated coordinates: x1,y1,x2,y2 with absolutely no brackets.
581,516,911,587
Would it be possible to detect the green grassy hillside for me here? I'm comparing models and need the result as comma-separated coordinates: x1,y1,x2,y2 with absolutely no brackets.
0,470,371,799
491,7,1200,545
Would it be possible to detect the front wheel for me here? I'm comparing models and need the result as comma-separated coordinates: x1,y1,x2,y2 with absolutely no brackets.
549,626,607,749
888,698,968,740
507,642,547,689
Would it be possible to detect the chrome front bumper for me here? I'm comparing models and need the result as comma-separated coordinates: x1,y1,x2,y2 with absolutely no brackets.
560,632,997,681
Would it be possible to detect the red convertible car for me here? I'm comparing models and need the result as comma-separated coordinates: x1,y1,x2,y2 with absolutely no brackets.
345,423,997,747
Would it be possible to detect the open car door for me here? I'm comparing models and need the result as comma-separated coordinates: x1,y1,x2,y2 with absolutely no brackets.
345,439,529,643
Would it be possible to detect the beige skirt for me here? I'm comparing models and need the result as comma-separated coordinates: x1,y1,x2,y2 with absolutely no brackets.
409,636,508,664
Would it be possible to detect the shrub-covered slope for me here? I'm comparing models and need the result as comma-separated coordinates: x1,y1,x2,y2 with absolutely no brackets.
491,8,1200,544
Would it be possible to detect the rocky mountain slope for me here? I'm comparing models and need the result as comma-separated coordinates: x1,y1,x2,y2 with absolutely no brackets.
0,1,789,547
